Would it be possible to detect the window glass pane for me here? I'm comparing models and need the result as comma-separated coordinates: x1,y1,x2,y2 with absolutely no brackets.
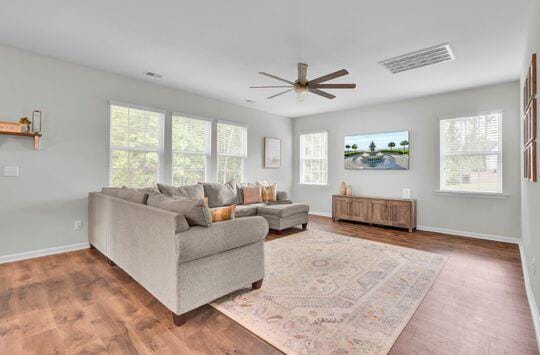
217,122,247,183
172,116,210,185
218,155,243,183
110,104,163,187
173,153,206,186
300,132,328,184
440,112,502,193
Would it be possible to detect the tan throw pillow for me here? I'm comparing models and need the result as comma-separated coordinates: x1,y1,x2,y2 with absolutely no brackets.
243,186,263,204
211,205,236,222
257,182,277,202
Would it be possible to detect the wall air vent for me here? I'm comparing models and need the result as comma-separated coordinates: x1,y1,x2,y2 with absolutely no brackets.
379,43,455,74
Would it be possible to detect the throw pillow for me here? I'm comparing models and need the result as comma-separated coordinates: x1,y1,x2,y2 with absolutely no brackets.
211,205,236,222
202,182,238,207
156,183,205,199
147,194,212,227
243,185,263,204
101,186,149,204
257,182,277,202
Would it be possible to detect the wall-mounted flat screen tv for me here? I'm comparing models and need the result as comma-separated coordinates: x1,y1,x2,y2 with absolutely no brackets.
344,131,409,170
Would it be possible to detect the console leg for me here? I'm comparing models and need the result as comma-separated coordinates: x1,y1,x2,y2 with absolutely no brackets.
89,244,95,250
302,223,308,230
275,230,283,235
252,279,263,290
172,312,186,326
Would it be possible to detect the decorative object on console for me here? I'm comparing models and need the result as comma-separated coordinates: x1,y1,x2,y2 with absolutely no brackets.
0,117,42,150
19,117,31,133
0,120,22,133
345,130,409,170
264,137,281,168
523,53,537,182
345,184,352,195
332,194,417,232
338,181,347,195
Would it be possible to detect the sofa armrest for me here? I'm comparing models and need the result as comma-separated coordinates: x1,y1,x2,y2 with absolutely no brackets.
276,190,288,201
176,216,269,263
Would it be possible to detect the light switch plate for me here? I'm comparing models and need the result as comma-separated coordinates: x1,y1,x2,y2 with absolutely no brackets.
402,188,411,199
3,166,19,177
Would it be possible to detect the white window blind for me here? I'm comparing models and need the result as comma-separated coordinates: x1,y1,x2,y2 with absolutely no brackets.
172,115,211,185
440,112,502,193
110,104,164,188
300,131,328,185
217,122,247,183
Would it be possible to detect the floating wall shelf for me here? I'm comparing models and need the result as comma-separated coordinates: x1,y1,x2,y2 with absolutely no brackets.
0,131,42,150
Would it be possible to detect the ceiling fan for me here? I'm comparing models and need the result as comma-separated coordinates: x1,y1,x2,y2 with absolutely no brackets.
250,63,356,102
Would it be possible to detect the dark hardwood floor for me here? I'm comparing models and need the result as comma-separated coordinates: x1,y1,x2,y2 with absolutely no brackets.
0,215,537,354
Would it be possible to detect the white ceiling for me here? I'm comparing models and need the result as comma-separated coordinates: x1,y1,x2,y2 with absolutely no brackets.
0,0,531,118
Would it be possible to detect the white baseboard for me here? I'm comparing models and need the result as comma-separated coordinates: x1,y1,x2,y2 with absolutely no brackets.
0,242,90,264
417,225,519,244
519,243,540,352
309,211,331,217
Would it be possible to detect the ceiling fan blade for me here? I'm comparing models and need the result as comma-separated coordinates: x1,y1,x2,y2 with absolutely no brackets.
309,88,336,99
250,85,293,88
307,69,349,85
298,63,308,84
258,72,295,85
310,83,356,89
268,89,294,99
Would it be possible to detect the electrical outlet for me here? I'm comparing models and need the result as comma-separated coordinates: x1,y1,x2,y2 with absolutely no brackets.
3,166,19,177
533,258,536,276
74,220,83,230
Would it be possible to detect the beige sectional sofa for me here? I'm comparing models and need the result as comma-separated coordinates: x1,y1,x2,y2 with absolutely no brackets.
88,182,309,326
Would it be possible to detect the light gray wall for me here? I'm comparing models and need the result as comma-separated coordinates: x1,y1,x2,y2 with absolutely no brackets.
293,81,521,239
0,44,293,257
521,0,540,325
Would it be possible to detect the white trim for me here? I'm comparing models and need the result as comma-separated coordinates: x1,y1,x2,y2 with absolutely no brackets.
0,242,90,264
519,243,540,352
109,100,167,114
417,225,519,244
309,211,332,217
434,190,510,199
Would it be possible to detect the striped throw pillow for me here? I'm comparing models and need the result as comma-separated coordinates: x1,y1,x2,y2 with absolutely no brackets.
257,182,277,202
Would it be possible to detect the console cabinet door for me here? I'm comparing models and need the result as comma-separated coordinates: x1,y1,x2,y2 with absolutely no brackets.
333,197,350,219
388,201,411,228
349,198,370,222
369,199,389,224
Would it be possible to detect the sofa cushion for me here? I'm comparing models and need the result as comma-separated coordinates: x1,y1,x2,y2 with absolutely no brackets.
256,203,310,218
157,183,205,199
203,182,238,207
147,194,211,227
101,187,149,204
242,185,262,204
175,216,268,263
210,205,236,222
234,204,258,218
257,182,277,201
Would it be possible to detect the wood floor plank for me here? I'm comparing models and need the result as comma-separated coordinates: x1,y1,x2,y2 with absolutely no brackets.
0,215,537,354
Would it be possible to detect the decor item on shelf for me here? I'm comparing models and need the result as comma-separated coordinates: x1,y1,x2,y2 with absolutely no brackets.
264,137,281,168
345,185,352,196
19,117,31,133
338,181,347,195
345,130,409,170
32,110,42,133
523,53,537,182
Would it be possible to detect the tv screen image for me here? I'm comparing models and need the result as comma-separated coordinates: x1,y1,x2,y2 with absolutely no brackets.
344,131,409,170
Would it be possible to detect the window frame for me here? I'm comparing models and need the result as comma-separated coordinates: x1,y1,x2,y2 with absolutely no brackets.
171,113,212,185
438,110,503,195
108,101,165,187
299,130,328,186
216,120,248,183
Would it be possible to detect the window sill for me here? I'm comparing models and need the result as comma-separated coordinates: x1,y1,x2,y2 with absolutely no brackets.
434,190,509,199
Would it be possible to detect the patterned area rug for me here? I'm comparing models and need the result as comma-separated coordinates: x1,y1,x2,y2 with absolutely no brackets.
211,229,447,354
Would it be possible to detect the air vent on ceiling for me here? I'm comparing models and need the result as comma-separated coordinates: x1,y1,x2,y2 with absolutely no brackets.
379,43,455,74
145,71,163,78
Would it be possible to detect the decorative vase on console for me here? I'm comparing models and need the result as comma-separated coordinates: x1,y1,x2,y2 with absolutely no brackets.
339,181,347,195
345,185,352,196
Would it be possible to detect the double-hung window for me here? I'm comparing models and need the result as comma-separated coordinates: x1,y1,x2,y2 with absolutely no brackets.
172,115,211,185
109,104,164,187
217,122,247,183
439,112,502,194
300,131,328,185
